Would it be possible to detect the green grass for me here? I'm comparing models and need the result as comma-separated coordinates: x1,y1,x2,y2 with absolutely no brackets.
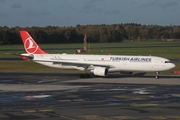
0,41,180,50
0,41,180,74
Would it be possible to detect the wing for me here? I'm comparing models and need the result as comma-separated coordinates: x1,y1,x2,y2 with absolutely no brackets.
53,61,114,68
34,59,115,69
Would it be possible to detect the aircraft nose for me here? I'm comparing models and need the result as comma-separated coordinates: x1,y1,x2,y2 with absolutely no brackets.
170,63,175,69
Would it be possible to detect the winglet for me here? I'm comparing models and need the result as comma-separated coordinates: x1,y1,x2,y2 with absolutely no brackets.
19,30,47,54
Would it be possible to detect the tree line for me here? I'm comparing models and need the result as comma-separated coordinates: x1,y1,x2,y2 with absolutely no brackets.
0,23,180,45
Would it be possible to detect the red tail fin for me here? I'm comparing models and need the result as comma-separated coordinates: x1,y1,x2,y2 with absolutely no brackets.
19,30,47,54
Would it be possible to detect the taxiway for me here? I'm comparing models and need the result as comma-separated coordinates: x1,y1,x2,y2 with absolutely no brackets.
0,72,180,120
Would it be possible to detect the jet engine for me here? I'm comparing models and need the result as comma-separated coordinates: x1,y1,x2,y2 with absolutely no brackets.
92,67,108,76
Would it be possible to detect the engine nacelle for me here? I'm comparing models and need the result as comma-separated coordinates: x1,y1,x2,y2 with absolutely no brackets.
93,67,108,76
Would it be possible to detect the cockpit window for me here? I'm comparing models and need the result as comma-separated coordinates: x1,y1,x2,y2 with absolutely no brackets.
165,61,171,63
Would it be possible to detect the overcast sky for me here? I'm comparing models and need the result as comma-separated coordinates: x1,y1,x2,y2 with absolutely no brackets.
0,0,180,27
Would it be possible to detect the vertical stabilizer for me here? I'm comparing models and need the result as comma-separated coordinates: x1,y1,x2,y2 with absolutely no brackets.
19,31,47,54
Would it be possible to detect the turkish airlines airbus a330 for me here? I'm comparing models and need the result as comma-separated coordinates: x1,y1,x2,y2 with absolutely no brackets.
19,30,175,79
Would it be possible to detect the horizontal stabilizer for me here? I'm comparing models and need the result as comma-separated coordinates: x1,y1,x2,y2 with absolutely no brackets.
21,53,34,61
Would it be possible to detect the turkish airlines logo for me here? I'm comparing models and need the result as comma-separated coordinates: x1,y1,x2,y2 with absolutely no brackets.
24,37,38,54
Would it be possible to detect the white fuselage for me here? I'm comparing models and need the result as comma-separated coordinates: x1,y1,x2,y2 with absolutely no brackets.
31,54,175,73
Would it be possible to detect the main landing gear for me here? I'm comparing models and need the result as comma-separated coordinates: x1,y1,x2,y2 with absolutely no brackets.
79,73,91,78
155,72,159,79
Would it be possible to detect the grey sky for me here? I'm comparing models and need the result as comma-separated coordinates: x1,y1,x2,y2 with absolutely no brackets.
0,0,179,27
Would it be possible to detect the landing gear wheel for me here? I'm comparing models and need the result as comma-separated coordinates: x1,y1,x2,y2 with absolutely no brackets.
155,76,159,79
79,74,90,78
85,73,90,78
79,74,85,78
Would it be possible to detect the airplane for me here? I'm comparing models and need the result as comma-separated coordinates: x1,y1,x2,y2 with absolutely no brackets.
19,30,175,79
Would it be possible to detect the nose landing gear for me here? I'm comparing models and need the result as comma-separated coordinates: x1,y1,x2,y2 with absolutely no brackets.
155,72,159,79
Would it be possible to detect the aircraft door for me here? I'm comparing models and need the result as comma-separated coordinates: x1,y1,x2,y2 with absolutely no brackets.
150,59,159,70
154,59,159,67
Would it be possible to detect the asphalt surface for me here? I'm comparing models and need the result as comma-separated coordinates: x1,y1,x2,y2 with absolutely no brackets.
0,72,180,120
